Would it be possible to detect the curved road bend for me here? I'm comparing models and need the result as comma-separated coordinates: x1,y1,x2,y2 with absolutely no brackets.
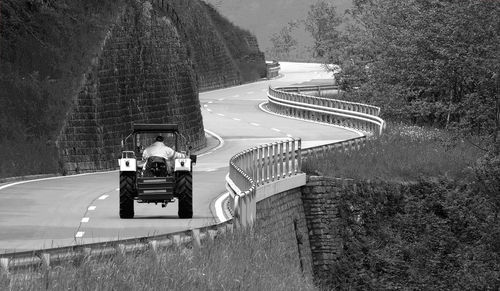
0,62,359,253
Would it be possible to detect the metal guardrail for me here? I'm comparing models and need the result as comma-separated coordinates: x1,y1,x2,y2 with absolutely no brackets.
266,62,280,79
226,84,385,227
0,220,234,273
226,139,302,228
268,86,385,135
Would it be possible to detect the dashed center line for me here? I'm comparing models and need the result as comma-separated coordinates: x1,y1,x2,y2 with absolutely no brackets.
203,104,208,108
208,101,213,104
75,231,85,238
81,217,90,223
233,118,241,121
88,206,96,211
217,113,225,117
232,94,240,98
271,128,281,132
250,122,260,126
115,188,119,191
287,134,294,138
218,98,224,101
98,195,109,200
207,109,212,112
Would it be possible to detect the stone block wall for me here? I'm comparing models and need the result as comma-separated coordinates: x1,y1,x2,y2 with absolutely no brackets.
56,0,266,174
301,176,356,282
57,1,204,173
256,188,313,277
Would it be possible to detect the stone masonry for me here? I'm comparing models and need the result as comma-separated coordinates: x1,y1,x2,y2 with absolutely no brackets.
256,188,313,277
56,0,266,174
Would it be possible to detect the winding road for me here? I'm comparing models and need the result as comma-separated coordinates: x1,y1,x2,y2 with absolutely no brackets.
0,62,360,253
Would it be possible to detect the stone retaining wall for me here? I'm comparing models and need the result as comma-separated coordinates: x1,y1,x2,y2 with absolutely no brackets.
256,188,313,277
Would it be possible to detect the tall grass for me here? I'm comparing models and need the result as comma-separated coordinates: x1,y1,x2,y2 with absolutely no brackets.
303,124,484,182
0,230,315,290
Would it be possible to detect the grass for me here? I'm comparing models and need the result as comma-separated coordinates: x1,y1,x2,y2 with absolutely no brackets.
0,229,316,291
303,123,484,182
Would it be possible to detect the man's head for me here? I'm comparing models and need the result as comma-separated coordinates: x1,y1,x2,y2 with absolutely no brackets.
155,136,164,142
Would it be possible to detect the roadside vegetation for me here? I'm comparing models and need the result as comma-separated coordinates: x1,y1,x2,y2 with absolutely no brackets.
295,0,500,289
0,229,315,290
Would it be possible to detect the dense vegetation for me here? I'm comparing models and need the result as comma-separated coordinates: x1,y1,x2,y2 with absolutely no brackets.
303,125,500,289
296,1,500,289
0,0,124,177
0,229,315,290
302,0,499,149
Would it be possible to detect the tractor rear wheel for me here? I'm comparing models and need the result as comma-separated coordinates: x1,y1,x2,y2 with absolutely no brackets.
119,172,135,218
176,172,193,219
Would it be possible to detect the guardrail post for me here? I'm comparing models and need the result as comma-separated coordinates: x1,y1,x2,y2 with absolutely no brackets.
0,258,9,273
297,138,302,172
148,240,158,253
256,146,262,185
117,244,126,256
285,141,290,176
41,253,50,268
191,229,201,249
291,139,296,174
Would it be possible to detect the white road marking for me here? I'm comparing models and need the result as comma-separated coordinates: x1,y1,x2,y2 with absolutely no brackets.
205,169,217,172
271,128,281,132
115,188,119,191
88,206,96,211
232,118,241,121
217,113,225,117
81,217,90,223
218,98,224,101
199,129,225,158
287,134,294,138
232,94,240,98
98,195,109,200
203,104,208,108
75,231,85,238
208,101,213,104
215,192,230,223
250,122,260,126
247,91,254,94
207,109,212,112
0,171,118,191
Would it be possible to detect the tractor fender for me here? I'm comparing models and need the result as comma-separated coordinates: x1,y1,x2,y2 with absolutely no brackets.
174,158,192,172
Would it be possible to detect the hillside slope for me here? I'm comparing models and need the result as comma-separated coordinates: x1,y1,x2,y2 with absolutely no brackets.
0,0,266,177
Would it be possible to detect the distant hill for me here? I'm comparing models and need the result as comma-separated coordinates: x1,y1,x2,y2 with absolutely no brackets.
202,0,353,58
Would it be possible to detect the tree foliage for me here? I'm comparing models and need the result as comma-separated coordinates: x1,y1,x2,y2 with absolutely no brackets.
268,21,299,60
306,0,500,149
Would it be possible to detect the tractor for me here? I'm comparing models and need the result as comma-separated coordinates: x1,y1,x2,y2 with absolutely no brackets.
117,123,196,219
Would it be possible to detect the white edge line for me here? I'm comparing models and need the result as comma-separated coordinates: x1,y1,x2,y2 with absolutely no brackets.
0,170,118,191
214,192,230,223
200,129,225,157
258,101,365,137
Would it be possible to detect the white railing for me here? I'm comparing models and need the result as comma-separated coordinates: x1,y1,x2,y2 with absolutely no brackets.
268,86,385,135
226,84,386,228
226,139,302,228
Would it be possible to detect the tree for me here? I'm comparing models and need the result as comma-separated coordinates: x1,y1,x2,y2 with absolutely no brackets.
304,1,342,59
307,0,500,146
269,21,298,59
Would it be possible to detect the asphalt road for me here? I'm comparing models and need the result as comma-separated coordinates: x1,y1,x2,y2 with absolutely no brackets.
0,62,360,253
